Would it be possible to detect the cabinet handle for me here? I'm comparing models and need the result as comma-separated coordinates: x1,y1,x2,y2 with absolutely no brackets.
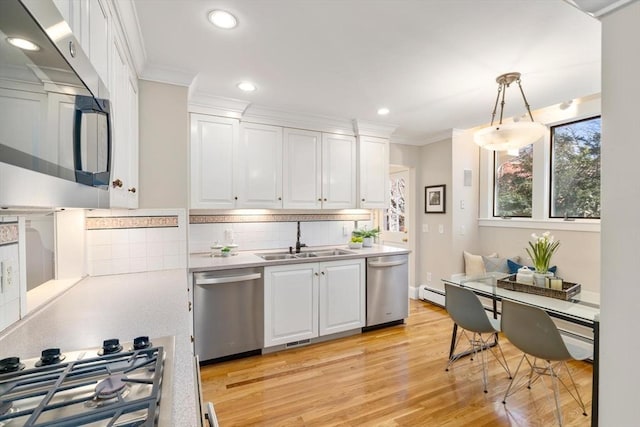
68,41,76,58
314,272,319,276
317,198,322,202
361,198,366,202
112,179,123,188
323,198,327,202
278,196,282,201
234,196,238,200
188,301,192,312
128,187,137,193
321,271,325,275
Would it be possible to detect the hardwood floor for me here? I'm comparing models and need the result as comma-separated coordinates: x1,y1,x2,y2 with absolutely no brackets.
200,300,593,426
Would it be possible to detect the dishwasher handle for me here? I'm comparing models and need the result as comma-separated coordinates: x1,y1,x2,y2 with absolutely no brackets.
368,259,407,268
195,272,262,285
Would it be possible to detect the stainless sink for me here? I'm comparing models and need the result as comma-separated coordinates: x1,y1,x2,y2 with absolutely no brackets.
311,249,354,257
256,249,354,261
258,254,298,260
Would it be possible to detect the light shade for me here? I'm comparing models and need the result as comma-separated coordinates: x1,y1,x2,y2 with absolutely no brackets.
474,121,546,151
474,72,547,151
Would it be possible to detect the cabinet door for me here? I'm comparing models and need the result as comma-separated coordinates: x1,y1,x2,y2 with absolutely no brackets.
358,136,389,208
237,123,282,208
322,133,356,209
190,114,239,209
264,264,319,347
283,128,322,209
125,75,139,208
109,36,130,208
87,0,110,88
319,259,365,336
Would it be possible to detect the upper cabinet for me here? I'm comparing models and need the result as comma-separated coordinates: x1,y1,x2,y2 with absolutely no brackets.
189,114,387,211
190,114,239,209
321,133,356,209
358,136,389,208
237,123,283,209
283,130,356,209
190,117,284,209
282,128,322,209
109,34,138,208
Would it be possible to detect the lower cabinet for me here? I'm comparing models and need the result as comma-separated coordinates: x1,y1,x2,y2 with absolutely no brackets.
264,259,365,347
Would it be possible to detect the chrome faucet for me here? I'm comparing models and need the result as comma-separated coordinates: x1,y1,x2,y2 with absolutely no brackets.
295,221,306,253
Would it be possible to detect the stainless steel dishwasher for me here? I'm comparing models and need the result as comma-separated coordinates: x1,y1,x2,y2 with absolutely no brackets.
193,268,264,362
366,254,409,327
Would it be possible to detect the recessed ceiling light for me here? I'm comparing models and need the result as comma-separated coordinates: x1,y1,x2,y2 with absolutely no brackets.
208,10,238,29
377,107,390,116
7,37,40,51
237,81,256,92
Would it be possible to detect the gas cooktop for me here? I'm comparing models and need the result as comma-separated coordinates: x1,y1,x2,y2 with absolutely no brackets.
0,336,174,426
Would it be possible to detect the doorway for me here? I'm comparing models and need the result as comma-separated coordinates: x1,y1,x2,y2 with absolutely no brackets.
378,165,416,294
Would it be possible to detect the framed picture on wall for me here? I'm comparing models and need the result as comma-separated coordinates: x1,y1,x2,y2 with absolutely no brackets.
425,185,446,213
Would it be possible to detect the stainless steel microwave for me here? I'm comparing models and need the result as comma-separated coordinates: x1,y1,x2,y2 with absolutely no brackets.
0,0,112,209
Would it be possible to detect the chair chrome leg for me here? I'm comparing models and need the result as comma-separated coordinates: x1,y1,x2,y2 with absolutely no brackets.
502,353,526,404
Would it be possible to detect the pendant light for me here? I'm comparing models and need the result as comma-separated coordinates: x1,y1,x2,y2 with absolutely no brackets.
474,72,546,151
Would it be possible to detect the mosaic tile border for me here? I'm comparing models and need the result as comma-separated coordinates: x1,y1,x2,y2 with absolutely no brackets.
190,213,371,224
86,216,179,230
0,223,19,246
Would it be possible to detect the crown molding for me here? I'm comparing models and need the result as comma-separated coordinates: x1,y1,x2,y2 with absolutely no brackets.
241,105,355,135
140,64,197,87
111,0,147,77
352,119,397,139
187,93,251,119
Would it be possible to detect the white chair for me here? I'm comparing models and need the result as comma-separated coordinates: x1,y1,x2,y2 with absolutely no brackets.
445,283,511,392
500,299,589,426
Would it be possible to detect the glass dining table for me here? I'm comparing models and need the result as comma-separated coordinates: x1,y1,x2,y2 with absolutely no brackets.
442,273,600,427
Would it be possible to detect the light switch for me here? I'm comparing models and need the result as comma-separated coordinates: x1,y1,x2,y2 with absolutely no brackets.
438,224,444,234
460,200,465,210
422,224,429,233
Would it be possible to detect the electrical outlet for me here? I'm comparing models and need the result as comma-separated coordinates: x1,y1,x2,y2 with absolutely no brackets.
426,272,432,282
438,224,444,234
0,260,12,292
422,224,429,233
460,200,465,209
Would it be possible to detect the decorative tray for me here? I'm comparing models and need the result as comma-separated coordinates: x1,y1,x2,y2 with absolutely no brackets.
496,274,581,301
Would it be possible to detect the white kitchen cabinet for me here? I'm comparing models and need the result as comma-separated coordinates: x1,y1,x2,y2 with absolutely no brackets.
358,136,389,208
264,259,365,347
109,35,138,208
190,114,239,209
237,123,283,208
322,133,356,209
319,259,365,336
282,128,322,209
264,263,319,347
283,129,356,209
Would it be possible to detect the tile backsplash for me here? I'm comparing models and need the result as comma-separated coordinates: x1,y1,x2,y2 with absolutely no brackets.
86,209,187,276
189,219,373,253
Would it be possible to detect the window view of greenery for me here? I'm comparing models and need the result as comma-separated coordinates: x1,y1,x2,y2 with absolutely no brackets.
550,116,601,218
494,145,533,217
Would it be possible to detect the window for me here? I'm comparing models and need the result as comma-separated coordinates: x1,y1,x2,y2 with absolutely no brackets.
385,174,406,232
494,145,533,217
550,116,601,219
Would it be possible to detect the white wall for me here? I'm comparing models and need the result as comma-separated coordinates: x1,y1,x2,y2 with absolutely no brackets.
138,80,189,209
478,227,600,292
600,2,640,424
419,138,454,289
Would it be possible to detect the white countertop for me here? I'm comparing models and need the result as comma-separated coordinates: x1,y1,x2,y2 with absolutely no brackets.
0,269,198,427
189,244,410,272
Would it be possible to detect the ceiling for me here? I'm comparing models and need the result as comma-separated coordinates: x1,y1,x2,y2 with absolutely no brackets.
131,0,602,144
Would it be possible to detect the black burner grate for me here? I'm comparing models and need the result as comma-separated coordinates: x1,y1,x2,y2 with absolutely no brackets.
0,346,164,426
